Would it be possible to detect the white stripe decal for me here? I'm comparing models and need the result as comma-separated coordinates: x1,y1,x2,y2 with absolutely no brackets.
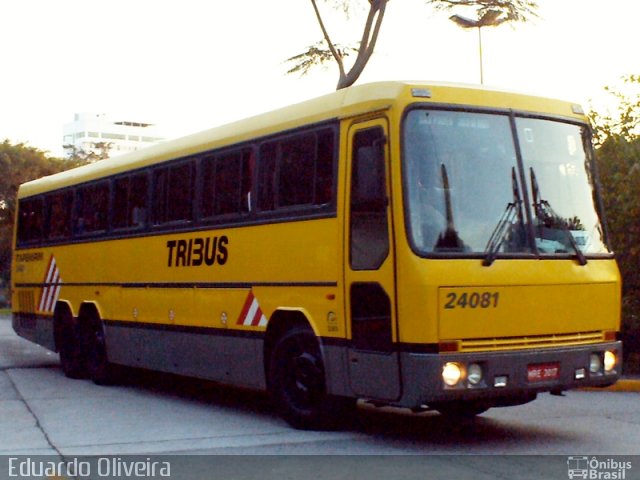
39,255,62,313
237,291,268,327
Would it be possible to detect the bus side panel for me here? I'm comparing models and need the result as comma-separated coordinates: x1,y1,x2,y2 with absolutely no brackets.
12,312,56,353
104,321,265,389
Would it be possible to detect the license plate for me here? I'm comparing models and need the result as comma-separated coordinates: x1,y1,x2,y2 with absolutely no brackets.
527,362,560,382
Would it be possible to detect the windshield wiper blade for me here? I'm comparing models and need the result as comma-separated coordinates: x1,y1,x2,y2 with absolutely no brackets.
483,167,522,266
530,167,587,266
434,164,466,251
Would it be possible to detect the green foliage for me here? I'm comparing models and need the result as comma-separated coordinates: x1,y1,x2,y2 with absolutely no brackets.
590,75,640,368
286,41,358,77
64,141,112,163
0,140,86,287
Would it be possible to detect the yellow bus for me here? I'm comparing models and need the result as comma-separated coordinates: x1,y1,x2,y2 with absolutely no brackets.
11,81,621,429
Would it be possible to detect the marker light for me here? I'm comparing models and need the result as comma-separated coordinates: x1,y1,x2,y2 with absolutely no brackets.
589,353,602,374
604,351,616,373
467,363,483,385
442,362,463,387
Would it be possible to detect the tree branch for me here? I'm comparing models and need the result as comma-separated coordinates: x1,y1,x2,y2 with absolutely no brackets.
310,0,346,79
337,0,388,90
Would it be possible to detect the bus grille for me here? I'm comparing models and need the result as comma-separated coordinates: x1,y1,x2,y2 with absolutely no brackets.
17,290,37,328
459,331,605,352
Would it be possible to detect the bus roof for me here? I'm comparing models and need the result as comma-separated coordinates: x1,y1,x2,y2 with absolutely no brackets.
19,81,586,198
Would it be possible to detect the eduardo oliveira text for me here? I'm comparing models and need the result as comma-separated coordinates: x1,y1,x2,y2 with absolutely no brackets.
9,457,171,478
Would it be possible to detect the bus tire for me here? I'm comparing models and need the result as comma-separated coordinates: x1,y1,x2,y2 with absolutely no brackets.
83,310,118,386
268,326,354,430
55,306,88,379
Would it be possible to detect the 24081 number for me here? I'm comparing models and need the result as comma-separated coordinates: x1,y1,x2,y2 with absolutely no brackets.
444,291,500,309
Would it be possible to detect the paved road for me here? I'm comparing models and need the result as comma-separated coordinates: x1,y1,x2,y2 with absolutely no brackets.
2,314,639,479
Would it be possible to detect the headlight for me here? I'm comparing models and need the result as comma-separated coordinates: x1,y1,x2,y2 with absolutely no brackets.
467,363,483,385
589,353,602,374
604,351,616,373
442,362,463,387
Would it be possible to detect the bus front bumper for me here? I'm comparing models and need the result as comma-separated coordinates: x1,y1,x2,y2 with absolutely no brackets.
397,341,622,408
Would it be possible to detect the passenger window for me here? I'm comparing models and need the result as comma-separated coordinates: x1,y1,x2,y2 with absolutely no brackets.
257,127,335,212
201,149,252,219
279,133,315,207
46,191,74,240
76,182,109,234
153,162,194,224
17,198,44,244
113,173,148,230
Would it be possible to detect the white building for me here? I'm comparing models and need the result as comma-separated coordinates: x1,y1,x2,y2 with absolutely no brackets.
63,113,165,158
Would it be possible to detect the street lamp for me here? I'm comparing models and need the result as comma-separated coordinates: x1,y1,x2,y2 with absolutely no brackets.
450,10,506,84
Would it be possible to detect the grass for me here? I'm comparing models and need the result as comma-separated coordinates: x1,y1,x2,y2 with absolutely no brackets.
0,308,11,316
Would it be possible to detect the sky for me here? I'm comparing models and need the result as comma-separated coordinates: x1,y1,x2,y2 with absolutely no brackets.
0,0,638,157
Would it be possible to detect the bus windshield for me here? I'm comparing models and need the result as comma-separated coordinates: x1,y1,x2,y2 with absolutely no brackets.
516,117,609,256
403,108,610,258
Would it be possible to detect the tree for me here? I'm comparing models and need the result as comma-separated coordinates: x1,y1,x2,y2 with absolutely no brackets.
0,140,86,290
426,0,538,23
589,75,640,370
64,141,113,163
287,0,538,90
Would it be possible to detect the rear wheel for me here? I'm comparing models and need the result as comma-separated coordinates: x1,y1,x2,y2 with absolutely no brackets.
55,307,87,379
83,310,119,385
268,326,355,430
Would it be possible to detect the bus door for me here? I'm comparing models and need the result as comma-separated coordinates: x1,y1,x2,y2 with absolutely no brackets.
345,118,401,402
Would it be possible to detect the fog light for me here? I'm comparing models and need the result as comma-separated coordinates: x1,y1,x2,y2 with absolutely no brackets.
467,363,483,385
589,353,602,374
494,375,508,388
575,368,586,380
442,362,462,387
604,351,616,373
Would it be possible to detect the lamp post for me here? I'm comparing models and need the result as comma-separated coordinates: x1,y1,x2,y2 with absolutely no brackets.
450,10,506,84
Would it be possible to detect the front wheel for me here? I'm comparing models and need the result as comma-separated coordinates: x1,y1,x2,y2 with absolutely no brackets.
268,326,355,430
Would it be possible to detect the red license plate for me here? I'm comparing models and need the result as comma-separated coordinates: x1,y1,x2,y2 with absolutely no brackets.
527,362,560,382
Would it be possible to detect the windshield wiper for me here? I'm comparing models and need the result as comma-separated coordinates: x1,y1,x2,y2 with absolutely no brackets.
434,164,466,252
483,167,524,266
530,167,587,266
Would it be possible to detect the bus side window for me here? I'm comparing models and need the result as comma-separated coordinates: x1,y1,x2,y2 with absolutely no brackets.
242,149,254,213
46,191,73,240
315,129,335,206
130,173,148,227
215,151,244,215
113,177,131,229
279,133,316,207
113,173,148,230
76,182,109,234
257,127,336,212
17,198,44,244
167,162,194,223
200,148,252,220
152,161,194,225
258,142,277,212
